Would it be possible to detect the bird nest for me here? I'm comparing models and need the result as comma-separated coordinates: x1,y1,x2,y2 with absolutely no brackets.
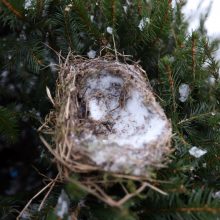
39,55,172,206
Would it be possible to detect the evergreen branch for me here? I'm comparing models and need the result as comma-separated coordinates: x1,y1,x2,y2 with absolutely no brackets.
71,0,100,39
1,0,23,19
144,206,220,215
111,0,116,25
178,112,216,125
192,32,197,79
137,0,143,16
165,63,176,112
0,106,18,142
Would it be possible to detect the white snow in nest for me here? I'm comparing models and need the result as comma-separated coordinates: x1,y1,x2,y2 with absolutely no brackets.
82,71,168,172
107,26,113,34
107,91,166,147
138,17,150,31
189,146,207,158
87,50,96,59
179,83,190,102
89,98,107,120
55,190,69,219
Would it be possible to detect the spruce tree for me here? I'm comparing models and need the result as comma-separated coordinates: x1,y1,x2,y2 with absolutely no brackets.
0,0,220,220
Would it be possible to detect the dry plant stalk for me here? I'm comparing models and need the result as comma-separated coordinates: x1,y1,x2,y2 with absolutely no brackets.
39,54,172,207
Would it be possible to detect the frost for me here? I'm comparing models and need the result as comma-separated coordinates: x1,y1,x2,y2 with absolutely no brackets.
107,26,113,34
189,146,207,158
87,50,96,59
213,191,220,199
138,17,150,31
55,190,70,219
179,83,190,102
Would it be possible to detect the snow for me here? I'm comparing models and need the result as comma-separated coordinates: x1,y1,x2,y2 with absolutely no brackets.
138,17,150,31
89,99,107,120
189,146,207,158
80,70,169,174
90,15,94,22
179,83,190,102
107,26,113,34
87,50,96,59
55,190,69,219
64,4,72,12
24,0,33,10
179,0,220,59
49,61,57,73
126,0,131,6
123,5,128,13
207,76,216,85
213,191,220,199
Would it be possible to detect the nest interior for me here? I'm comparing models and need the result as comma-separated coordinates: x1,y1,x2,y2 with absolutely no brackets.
52,57,172,178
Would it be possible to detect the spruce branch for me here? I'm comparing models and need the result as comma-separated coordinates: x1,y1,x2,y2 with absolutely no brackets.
191,32,197,79
1,0,24,19
165,63,177,112
0,106,18,143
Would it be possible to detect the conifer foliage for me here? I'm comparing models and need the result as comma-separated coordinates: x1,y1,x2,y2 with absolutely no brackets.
0,0,220,219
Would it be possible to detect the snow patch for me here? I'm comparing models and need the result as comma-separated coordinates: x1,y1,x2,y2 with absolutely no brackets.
55,190,69,219
213,191,220,199
123,5,128,13
138,17,150,31
189,146,207,158
90,15,94,22
87,50,96,59
107,26,113,34
24,0,34,10
64,4,72,12
179,83,190,102
207,76,216,85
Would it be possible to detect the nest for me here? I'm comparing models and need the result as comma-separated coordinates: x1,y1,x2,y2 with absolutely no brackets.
40,55,172,206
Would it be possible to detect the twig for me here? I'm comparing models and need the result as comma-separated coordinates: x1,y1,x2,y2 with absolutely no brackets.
192,33,196,79
1,0,23,19
116,182,148,206
178,112,215,125
38,174,59,211
112,33,118,62
17,179,56,219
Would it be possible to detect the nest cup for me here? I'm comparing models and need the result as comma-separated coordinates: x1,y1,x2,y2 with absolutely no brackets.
42,56,172,181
